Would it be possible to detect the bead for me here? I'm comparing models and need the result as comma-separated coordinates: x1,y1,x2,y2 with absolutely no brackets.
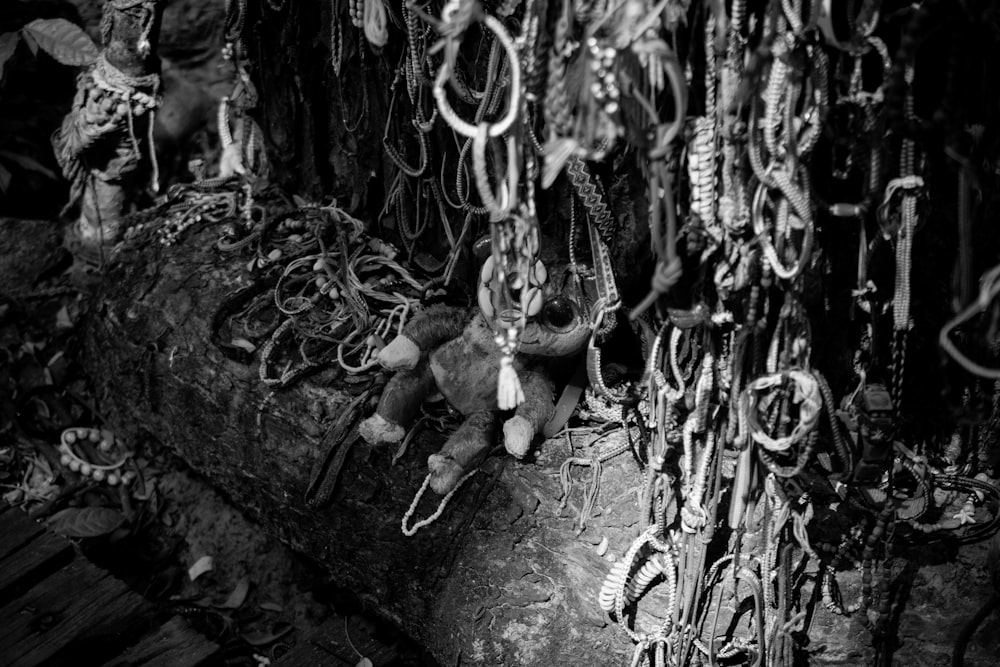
88,429,101,443
60,454,72,466
99,439,112,452
65,431,77,444
80,463,92,477
107,473,120,486
69,460,81,472
92,469,106,482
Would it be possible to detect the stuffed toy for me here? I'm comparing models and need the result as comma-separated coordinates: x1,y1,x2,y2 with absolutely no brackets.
359,243,595,494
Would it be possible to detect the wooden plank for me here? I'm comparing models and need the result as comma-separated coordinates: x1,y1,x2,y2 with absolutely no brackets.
277,616,398,667
0,527,74,602
0,557,151,666
274,638,354,667
102,615,220,667
0,507,46,562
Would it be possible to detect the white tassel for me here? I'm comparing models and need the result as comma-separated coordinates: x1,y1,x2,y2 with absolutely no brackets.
497,355,524,409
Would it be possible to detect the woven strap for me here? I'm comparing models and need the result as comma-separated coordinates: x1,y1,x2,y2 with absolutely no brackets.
566,154,615,244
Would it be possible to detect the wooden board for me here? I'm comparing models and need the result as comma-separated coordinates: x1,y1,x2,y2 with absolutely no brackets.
0,521,74,602
0,507,220,667
0,506,47,562
276,615,399,667
0,557,151,666
102,615,219,667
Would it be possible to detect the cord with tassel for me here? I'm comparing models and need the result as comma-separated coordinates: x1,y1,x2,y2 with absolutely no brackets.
496,331,524,409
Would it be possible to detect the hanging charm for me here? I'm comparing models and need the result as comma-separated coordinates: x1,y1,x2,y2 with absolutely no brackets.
488,210,541,410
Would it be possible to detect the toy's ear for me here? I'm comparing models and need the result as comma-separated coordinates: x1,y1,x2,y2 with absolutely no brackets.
473,235,492,263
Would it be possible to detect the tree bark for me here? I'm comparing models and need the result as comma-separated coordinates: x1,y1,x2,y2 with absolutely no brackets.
84,223,1000,666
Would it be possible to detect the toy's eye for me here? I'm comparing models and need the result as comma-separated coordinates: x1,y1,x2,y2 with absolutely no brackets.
540,296,579,332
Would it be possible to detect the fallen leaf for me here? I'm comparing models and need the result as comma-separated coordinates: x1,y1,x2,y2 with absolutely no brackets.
259,602,283,612
54,305,73,329
188,555,214,581
229,338,257,353
47,507,126,537
0,32,19,81
218,577,250,609
240,622,293,646
21,18,98,66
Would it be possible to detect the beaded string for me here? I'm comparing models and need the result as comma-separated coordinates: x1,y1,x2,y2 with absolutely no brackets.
401,469,480,536
884,65,922,432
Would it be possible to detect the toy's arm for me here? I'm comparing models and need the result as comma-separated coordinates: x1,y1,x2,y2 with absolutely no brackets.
503,370,555,457
378,304,468,370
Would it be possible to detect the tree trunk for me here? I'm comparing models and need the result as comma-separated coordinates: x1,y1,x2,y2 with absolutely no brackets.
81,1,1000,666
84,224,999,667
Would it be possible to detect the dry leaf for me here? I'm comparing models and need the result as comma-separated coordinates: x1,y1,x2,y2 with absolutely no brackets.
21,18,98,66
0,32,19,81
240,622,293,646
54,305,73,329
47,507,125,537
218,577,250,609
259,602,283,612
229,338,257,353
188,555,214,581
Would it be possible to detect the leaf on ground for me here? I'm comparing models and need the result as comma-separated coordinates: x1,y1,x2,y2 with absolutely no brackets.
54,305,73,330
22,18,98,66
188,555,214,581
0,32,19,81
0,162,11,193
240,622,294,646
218,577,250,609
47,506,126,537
259,601,283,612
229,337,256,353
20,31,37,57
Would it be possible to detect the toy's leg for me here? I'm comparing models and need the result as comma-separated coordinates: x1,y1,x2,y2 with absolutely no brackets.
359,360,435,445
503,370,555,457
428,410,497,494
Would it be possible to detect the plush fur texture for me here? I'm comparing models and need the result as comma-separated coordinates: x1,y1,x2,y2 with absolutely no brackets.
359,262,593,494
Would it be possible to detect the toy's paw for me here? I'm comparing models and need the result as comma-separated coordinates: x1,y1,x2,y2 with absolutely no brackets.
377,335,420,370
503,415,533,458
359,413,405,445
428,454,464,494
